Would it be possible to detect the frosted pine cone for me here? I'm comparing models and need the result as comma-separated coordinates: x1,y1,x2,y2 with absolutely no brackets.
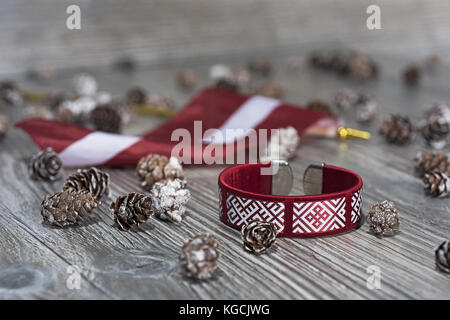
41,190,97,227
57,96,97,124
91,104,122,133
29,148,62,181
0,114,8,138
110,193,154,231
0,81,22,106
366,200,400,236
63,167,110,202
179,233,219,279
241,220,277,254
137,154,184,190
414,152,450,177
356,96,377,123
435,240,450,274
209,64,234,82
334,88,358,110
73,73,97,97
425,103,450,123
151,179,191,222
423,171,449,198
379,115,415,145
260,126,300,161
421,117,449,149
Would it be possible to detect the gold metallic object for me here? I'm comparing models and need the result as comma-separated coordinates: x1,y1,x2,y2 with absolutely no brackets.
133,104,178,117
21,90,47,102
337,127,371,140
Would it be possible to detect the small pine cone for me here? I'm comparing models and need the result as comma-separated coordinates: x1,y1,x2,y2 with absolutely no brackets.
348,50,378,81
41,190,97,227
29,148,62,181
241,220,277,254
435,240,450,274
366,200,400,236
91,104,122,133
137,154,184,190
414,152,450,177
114,56,137,73
421,118,449,149
73,73,97,97
424,103,450,123
214,78,239,92
63,167,110,202
179,233,219,280
126,87,148,105
356,98,377,123
0,81,23,106
378,115,415,145
306,99,333,114
176,69,197,90
110,193,154,231
403,65,421,86
423,171,449,198
333,88,358,110
0,114,8,138
151,178,191,222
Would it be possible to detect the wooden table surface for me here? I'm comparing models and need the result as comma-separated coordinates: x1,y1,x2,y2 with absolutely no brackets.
0,50,449,299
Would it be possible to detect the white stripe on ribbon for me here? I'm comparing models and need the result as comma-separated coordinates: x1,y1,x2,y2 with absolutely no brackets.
203,95,281,144
59,132,141,167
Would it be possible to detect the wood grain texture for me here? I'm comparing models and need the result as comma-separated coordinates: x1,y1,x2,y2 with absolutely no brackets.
0,50,449,299
2,0,450,75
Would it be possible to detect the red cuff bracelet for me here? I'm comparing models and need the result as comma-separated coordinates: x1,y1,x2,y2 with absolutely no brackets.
218,161,363,238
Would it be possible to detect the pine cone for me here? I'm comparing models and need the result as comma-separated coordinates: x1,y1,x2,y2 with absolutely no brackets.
136,154,184,190
422,117,449,149
151,178,191,222
73,73,97,97
423,171,449,198
435,240,450,273
403,65,421,86
378,115,415,145
260,126,300,161
241,220,277,254
110,193,154,231
366,200,400,236
0,114,8,138
247,59,274,76
41,190,97,227
179,233,219,280
29,148,62,181
0,81,22,105
63,167,110,202
356,97,377,123
214,78,239,92
333,88,358,110
91,104,122,133
176,69,197,90
306,99,333,114
126,87,148,105
348,50,378,81
414,152,450,177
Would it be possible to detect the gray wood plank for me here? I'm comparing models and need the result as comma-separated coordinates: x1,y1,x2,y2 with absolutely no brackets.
0,51,449,299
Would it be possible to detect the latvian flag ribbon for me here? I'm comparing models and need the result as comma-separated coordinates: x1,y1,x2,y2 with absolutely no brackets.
16,88,339,167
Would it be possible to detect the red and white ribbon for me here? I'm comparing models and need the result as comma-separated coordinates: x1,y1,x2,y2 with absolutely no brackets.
16,88,339,167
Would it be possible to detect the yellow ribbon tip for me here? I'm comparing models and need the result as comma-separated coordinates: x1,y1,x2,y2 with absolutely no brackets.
337,127,371,140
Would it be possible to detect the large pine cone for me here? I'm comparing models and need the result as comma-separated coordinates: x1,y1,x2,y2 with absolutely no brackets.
366,200,400,236
29,148,62,181
423,171,449,198
379,115,414,145
41,190,97,227
422,118,449,149
136,154,184,190
241,220,277,254
151,179,191,222
63,167,110,202
91,104,122,133
179,233,219,280
110,192,154,231
414,152,450,177
436,240,450,273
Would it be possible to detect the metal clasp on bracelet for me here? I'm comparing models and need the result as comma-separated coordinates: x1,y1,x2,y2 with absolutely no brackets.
271,160,293,196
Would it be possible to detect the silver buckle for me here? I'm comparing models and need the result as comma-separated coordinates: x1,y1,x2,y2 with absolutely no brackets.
271,160,293,196
303,162,325,195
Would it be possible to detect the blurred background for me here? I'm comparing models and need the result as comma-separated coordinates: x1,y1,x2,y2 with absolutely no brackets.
1,0,449,75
